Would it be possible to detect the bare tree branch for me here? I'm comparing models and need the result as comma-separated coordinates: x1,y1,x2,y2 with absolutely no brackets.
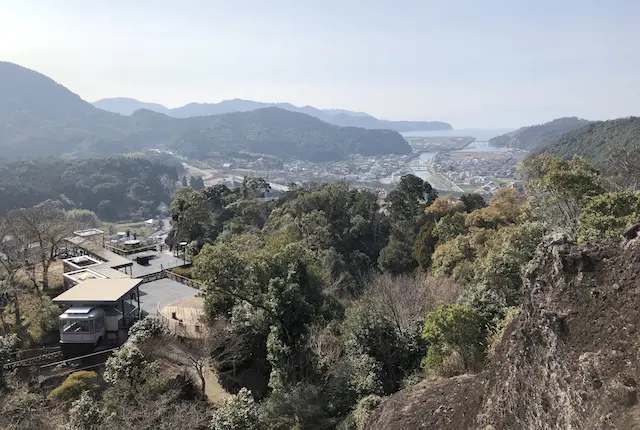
155,319,247,396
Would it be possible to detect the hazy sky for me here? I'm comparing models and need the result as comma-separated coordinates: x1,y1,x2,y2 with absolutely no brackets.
1,0,639,128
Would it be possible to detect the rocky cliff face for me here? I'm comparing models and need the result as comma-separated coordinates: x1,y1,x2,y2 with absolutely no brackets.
367,235,640,429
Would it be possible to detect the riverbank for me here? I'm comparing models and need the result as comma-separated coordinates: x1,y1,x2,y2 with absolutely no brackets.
408,151,464,192
405,133,516,192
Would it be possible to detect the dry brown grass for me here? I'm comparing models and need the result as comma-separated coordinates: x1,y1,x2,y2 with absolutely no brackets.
156,355,230,404
15,260,64,291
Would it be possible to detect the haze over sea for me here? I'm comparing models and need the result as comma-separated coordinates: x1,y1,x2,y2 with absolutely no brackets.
402,128,514,141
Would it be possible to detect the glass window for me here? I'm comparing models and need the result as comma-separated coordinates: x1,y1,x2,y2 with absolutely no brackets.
60,319,91,333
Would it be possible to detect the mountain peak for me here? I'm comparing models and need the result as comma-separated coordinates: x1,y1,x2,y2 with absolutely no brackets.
92,97,452,132
93,97,170,115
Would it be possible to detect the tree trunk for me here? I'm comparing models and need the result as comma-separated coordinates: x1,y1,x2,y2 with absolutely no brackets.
199,371,206,395
42,260,50,291
0,310,8,332
13,292,22,329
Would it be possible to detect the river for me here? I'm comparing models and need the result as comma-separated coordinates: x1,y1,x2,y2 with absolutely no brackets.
402,128,515,191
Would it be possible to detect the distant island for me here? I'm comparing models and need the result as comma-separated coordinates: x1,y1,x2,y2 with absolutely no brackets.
93,97,452,133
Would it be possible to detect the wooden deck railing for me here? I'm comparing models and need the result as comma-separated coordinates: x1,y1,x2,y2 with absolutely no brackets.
164,270,202,289
139,270,168,284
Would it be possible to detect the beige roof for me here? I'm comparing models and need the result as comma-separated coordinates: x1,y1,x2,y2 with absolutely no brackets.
90,247,134,269
92,266,132,280
53,278,142,304
65,237,133,269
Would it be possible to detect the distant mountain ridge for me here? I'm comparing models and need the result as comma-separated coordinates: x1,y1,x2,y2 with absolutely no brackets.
489,117,592,151
93,97,452,132
0,62,412,162
93,97,170,115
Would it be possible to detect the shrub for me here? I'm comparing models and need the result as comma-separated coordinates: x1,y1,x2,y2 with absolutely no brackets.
48,371,99,404
36,298,61,339
0,333,19,362
353,395,382,430
127,315,168,345
377,239,416,274
103,344,156,387
171,266,194,279
64,390,102,430
423,346,466,377
259,383,342,430
342,302,425,396
210,388,263,430
0,333,19,386
578,191,640,243
422,304,487,375
487,306,520,360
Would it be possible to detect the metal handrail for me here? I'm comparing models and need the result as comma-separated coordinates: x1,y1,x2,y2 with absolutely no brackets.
104,243,157,256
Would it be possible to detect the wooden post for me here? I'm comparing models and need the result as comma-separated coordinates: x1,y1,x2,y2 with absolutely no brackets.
136,285,141,320
121,299,126,328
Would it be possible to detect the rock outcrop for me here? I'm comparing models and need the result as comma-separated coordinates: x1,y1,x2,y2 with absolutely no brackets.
367,235,640,429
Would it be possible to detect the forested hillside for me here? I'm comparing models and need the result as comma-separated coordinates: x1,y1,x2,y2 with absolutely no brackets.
164,107,411,160
4,151,640,428
489,117,591,151
0,62,411,162
0,155,178,220
532,117,640,184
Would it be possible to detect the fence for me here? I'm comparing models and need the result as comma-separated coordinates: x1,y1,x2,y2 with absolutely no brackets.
103,243,158,256
139,270,168,284
156,302,205,338
164,269,202,289
60,243,107,264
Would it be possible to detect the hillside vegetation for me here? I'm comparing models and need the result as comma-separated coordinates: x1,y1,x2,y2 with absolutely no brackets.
5,149,640,428
532,116,640,173
160,107,411,161
0,62,411,162
0,155,178,221
489,117,592,151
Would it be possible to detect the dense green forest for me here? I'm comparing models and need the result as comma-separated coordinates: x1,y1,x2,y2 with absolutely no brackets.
0,62,411,162
489,117,592,150
532,117,640,184
3,149,640,428
0,155,179,221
